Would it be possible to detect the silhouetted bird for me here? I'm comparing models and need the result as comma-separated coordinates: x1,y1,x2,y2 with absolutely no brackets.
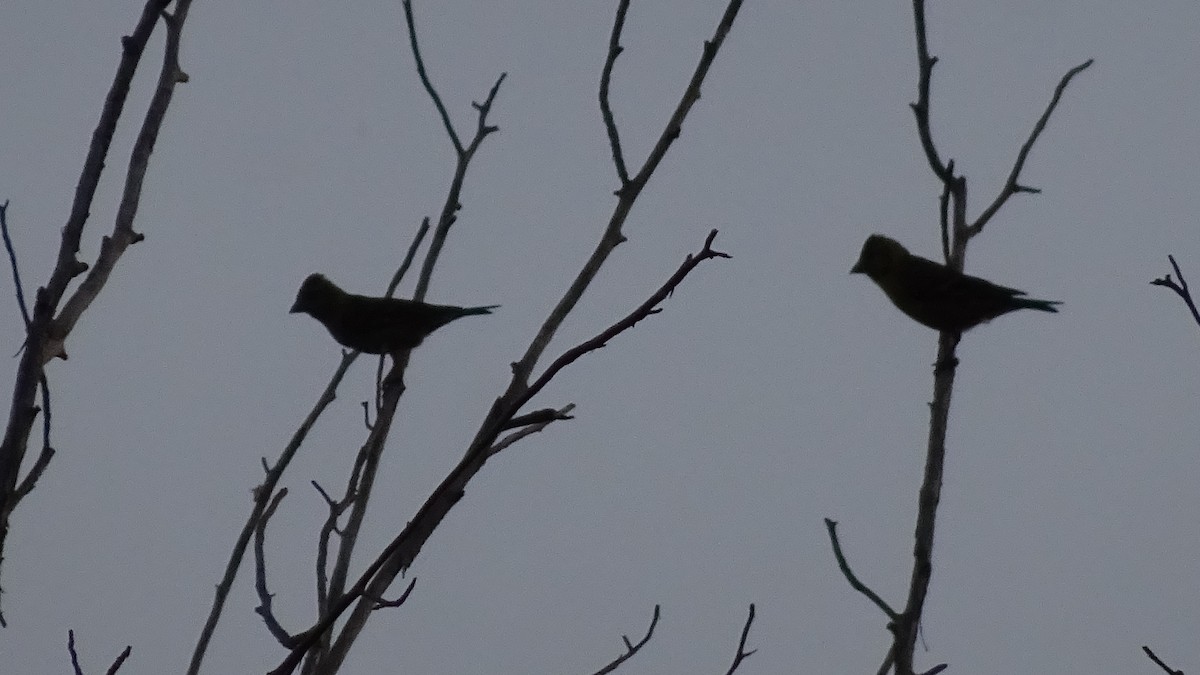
290,273,498,354
850,234,1060,333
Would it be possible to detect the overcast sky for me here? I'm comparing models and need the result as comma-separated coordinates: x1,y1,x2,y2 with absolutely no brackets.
2,1,1199,673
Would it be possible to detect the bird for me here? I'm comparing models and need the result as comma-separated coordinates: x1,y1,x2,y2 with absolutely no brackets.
290,273,499,354
850,234,1060,334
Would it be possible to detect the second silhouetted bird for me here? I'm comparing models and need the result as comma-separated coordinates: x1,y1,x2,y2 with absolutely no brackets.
851,234,1059,333
290,273,498,354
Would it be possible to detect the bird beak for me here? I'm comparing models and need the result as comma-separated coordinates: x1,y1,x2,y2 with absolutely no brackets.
850,260,865,274
289,300,302,314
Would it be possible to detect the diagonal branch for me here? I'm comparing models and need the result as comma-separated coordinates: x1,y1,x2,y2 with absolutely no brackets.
824,518,898,620
401,0,463,154
511,0,744,390
588,605,660,675
969,59,1093,235
268,229,731,675
0,0,186,627
1151,255,1200,330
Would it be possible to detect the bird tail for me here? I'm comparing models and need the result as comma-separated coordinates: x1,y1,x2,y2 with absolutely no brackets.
459,304,500,316
1017,298,1061,313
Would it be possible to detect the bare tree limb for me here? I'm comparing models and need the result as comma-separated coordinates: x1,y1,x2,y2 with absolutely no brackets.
883,4,1091,674
1143,645,1186,675
1151,255,1200,330
969,59,1093,236
366,577,416,610
0,0,188,626
500,406,577,431
69,630,84,675
824,518,898,620
510,0,744,390
402,0,463,154
254,489,297,648
588,605,660,675
489,403,576,456
187,353,355,675
270,229,732,675
599,0,632,185
0,201,32,329
722,604,757,675
67,629,132,675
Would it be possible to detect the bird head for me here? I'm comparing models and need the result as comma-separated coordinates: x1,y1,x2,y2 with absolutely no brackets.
290,273,339,314
850,234,908,280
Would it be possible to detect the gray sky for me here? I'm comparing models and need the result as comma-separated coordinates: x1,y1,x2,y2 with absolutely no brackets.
2,0,1199,673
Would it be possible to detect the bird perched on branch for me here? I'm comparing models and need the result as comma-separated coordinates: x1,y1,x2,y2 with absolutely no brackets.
290,273,499,354
850,234,1060,333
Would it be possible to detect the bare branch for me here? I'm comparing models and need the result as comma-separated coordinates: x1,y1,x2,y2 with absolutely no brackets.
68,630,132,675
254,489,297,648
938,160,953,264
1143,645,1185,675
722,604,757,675
489,403,576,456
599,0,632,185
1151,255,1200,330
367,577,416,610
0,0,186,625
270,230,731,675
0,201,32,329
969,59,1093,235
824,518,898,620
500,406,577,431
908,0,951,183
515,231,729,418
104,645,133,675
69,630,84,675
401,0,463,154
188,353,355,675
510,0,744,388
588,605,660,675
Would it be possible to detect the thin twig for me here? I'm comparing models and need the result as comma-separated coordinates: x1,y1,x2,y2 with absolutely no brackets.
188,353,355,675
254,489,296,647
599,0,632,185
401,0,462,154
69,630,84,675
589,605,661,675
1151,255,1200,329
500,406,576,430
367,577,417,610
1142,645,1185,675
489,404,576,456
723,604,757,675
104,645,132,675
969,58,1093,235
0,201,32,329
824,518,898,620
908,0,951,182
510,0,744,388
